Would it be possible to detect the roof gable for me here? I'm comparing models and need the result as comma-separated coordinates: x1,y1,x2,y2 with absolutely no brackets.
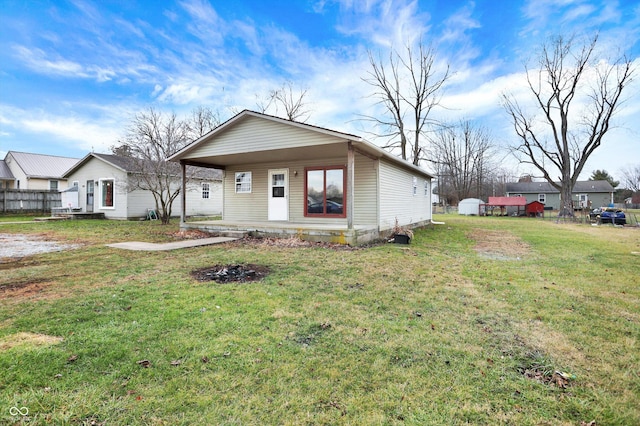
0,160,15,180
63,152,222,180
169,110,434,179
171,110,358,161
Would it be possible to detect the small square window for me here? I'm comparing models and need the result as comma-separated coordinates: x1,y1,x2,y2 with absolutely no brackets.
235,172,252,193
538,193,546,203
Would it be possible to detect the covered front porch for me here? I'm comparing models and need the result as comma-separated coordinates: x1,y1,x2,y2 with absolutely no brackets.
180,219,381,246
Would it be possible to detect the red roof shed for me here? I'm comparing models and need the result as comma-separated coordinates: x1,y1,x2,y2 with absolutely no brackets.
484,196,527,216
487,196,527,206
525,201,545,217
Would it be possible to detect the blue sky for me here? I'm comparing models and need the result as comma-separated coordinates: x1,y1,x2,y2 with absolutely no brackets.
1,0,639,181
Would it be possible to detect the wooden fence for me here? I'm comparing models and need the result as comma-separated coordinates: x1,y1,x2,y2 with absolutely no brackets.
1,189,62,213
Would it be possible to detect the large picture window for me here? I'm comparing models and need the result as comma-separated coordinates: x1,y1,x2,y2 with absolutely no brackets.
235,172,252,193
100,179,114,208
305,166,345,217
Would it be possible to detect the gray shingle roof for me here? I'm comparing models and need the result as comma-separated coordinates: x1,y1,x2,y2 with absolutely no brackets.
7,151,80,179
65,152,223,181
506,180,614,193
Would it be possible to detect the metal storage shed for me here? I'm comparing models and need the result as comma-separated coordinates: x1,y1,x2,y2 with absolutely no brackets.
458,198,485,216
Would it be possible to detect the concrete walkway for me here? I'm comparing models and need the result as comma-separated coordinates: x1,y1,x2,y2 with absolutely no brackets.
106,236,238,251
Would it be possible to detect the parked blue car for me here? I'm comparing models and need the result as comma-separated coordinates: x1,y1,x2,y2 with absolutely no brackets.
590,208,626,225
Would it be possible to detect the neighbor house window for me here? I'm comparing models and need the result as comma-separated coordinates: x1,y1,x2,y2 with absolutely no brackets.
413,177,418,196
202,183,210,199
235,172,252,193
305,166,345,217
100,179,114,208
49,180,59,191
424,180,430,197
538,193,546,203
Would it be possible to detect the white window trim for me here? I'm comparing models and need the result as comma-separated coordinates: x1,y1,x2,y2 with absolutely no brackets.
99,178,116,210
235,172,252,194
424,180,429,197
202,182,210,199
412,176,418,196
538,193,546,203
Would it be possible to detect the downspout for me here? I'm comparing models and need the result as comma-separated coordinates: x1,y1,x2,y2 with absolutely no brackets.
429,177,445,225
180,161,186,224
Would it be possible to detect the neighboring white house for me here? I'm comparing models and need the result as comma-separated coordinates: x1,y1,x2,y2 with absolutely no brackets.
168,110,435,245
458,198,485,216
62,153,222,220
2,151,80,190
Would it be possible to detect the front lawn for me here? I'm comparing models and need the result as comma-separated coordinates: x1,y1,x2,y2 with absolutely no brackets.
1,216,638,425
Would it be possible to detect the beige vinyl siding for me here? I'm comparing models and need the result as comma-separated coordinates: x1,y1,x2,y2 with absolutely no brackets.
224,159,342,225
223,153,377,225
353,153,378,226
379,159,431,231
187,115,346,158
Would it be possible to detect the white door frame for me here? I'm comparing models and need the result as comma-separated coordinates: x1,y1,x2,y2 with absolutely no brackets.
268,169,288,221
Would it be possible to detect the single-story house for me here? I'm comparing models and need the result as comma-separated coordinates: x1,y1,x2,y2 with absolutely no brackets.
62,153,222,220
168,110,435,245
505,180,614,210
2,151,80,190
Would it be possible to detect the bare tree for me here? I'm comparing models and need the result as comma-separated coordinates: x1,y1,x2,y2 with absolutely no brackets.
268,81,311,122
502,34,635,217
428,120,496,203
620,164,640,192
113,107,219,224
251,81,311,121
189,106,221,138
362,41,450,165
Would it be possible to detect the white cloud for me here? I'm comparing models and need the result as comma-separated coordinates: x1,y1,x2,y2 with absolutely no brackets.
13,45,86,77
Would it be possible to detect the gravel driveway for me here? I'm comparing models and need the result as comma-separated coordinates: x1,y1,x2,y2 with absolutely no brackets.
0,234,79,260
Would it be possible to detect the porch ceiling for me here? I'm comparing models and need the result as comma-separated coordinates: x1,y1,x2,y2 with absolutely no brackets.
184,142,350,167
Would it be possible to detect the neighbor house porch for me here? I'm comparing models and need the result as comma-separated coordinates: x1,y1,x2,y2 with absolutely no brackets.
180,219,381,246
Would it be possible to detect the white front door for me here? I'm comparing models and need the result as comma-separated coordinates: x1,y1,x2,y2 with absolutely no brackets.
268,169,288,221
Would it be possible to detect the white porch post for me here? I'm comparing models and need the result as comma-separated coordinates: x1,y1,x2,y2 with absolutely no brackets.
180,162,186,223
347,141,355,229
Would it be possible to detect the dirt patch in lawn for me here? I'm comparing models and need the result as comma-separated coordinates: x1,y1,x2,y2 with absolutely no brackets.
0,332,63,352
469,229,530,261
191,264,271,283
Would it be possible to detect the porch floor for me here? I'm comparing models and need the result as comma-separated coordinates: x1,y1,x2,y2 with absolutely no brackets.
181,220,381,246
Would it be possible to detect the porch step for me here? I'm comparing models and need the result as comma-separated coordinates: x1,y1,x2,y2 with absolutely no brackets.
217,230,249,239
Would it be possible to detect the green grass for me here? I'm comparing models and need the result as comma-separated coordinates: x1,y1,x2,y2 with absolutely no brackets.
0,216,638,425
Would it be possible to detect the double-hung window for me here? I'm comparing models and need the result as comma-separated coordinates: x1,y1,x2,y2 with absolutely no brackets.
305,166,346,217
235,172,252,193
202,183,210,199
538,193,546,204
